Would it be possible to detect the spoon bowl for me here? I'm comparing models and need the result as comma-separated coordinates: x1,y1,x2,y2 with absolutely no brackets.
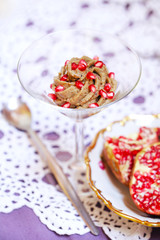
2,98,31,131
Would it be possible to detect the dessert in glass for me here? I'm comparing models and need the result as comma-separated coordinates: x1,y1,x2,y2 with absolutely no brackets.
17,29,141,169
49,55,117,109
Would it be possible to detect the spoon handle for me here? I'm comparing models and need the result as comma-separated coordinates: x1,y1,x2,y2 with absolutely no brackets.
27,128,99,236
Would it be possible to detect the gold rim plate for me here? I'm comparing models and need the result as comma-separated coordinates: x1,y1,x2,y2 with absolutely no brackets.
85,114,160,227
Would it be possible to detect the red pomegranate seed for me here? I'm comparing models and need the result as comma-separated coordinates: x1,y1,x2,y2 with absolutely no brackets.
94,61,104,68
78,63,87,71
75,81,84,89
61,102,70,108
65,60,69,66
105,136,113,143
79,59,87,66
89,103,99,108
108,72,115,78
55,85,65,92
99,89,108,99
93,56,99,60
86,72,96,80
60,74,68,81
89,84,96,93
98,160,105,170
72,62,78,70
104,83,111,92
50,83,53,89
107,91,114,99
48,93,57,100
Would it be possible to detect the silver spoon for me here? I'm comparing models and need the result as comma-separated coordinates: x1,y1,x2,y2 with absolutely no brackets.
2,98,99,236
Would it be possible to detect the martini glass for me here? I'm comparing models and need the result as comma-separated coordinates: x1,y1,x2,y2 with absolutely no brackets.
17,29,141,169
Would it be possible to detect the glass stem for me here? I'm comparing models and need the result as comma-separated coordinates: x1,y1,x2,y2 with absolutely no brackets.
75,120,84,164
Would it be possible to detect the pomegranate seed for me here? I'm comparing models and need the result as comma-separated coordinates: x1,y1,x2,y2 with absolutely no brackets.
60,74,68,81
75,81,84,89
89,84,96,93
94,61,104,68
55,85,65,92
48,93,57,100
108,72,115,78
86,72,96,80
105,136,113,143
93,56,99,60
79,59,87,66
107,91,114,99
72,62,78,70
61,102,70,108
65,60,69,66
104,83,111,92
89,103,99,108
50,83,53,89
78,63,87,71
99,89,107,99
98,160,105,170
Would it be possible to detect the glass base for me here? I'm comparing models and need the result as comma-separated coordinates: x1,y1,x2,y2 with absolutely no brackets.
69,160,86,171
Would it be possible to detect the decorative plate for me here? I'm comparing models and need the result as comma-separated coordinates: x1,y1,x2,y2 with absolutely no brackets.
85,114,160,227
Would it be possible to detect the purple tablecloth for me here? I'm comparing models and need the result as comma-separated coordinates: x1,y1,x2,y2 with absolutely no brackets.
0,207,107,240
0,206,160,240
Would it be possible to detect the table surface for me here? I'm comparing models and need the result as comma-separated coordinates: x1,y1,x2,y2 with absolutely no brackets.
0,0,160,239
0,206,160,240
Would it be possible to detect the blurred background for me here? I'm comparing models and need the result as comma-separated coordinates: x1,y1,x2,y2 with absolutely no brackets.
0,0,159,119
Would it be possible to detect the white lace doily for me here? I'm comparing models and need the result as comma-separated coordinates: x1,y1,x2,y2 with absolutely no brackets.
0,0,160,239
0,105,152,239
